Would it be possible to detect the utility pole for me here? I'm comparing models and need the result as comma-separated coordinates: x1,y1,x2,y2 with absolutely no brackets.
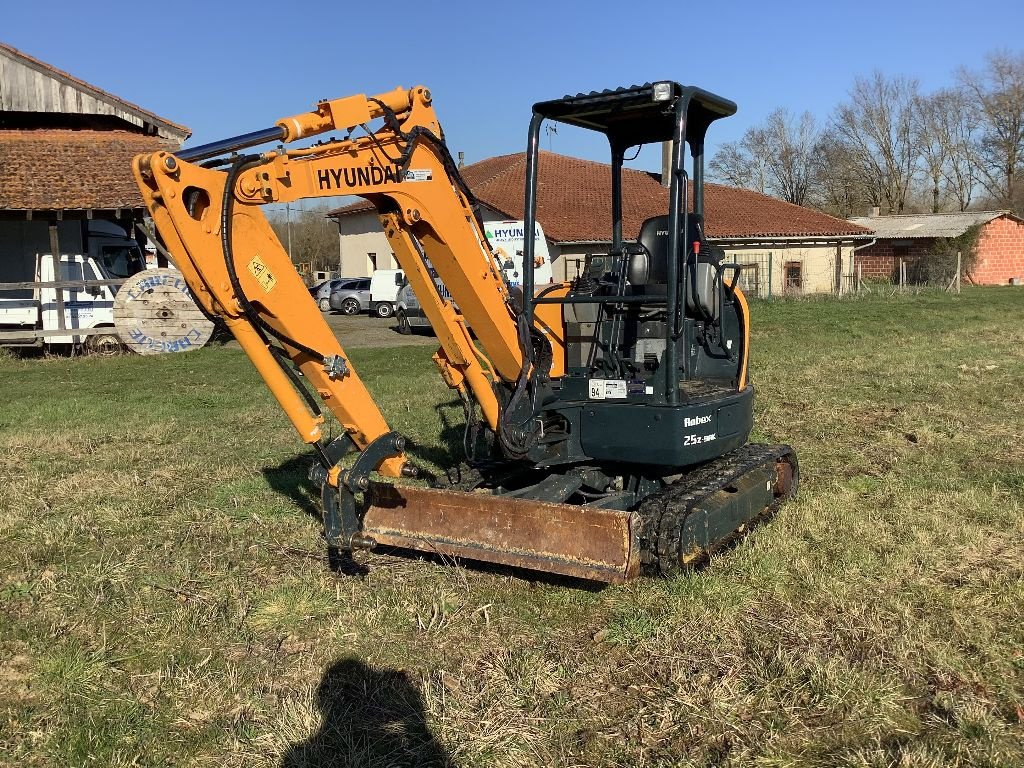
285,202,293,261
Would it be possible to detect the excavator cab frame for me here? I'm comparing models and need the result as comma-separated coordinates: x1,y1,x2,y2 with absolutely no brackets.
523,81,737,404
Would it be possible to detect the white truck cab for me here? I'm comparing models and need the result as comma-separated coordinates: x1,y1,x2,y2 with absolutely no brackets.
1,253,126,349
368,268,404,318
0,219,147,350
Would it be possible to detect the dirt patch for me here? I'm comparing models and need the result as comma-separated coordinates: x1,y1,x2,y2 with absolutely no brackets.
322,312,438,349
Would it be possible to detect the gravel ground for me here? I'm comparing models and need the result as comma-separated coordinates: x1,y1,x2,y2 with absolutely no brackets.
322,310,437,348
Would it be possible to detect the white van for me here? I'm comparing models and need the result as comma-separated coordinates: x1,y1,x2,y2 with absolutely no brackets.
395,221,555,335
483,220,554,288
368,268,404,318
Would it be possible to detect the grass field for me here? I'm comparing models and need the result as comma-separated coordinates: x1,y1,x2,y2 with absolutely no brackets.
1,288,1022,767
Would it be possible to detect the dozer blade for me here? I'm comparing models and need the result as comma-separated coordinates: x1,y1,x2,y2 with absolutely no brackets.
363,483,641,584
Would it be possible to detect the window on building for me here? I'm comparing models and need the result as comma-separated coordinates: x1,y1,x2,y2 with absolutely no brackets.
368,253,377,271
727,252,771,297
736,263,760,296
784,261,803,293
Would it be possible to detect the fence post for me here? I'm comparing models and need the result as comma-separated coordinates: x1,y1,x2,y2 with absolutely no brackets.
956,251,962,295
47,224,76,345
768,253,773,299
857,263,863,293
899,259,906,293
834,243,843,295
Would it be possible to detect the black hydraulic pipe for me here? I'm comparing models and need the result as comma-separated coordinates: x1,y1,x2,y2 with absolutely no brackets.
176,126,286,163
611,145,624,250
522,113,544,327
664,95,690,406
532,295,668,305
693,140,705,220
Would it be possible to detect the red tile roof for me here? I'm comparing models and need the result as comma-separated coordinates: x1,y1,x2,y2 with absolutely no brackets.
0,129,174,210
331,151,870,241
0,42,190,139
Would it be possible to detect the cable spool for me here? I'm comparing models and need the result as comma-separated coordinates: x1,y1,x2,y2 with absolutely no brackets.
113,268,214,355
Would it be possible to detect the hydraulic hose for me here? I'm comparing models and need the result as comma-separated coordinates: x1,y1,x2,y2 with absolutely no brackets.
220,155,328,363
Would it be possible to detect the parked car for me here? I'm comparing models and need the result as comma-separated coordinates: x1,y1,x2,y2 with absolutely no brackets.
328,278,371,315
368,269,404,318
396,268,451,335
310,277,367,312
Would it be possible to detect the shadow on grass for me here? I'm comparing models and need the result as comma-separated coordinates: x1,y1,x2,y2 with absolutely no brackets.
280,657,454,768
263,454,321,521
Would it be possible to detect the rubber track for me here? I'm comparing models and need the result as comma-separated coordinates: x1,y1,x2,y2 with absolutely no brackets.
636,443,798,576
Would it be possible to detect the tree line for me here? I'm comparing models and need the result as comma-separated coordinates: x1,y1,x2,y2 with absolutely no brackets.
708,51,1024,217
266,204,340,272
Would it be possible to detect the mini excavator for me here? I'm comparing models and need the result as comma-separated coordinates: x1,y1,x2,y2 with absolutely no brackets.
133,81,797,583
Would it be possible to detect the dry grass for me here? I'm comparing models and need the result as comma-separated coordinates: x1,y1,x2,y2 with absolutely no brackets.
1,287,1022,767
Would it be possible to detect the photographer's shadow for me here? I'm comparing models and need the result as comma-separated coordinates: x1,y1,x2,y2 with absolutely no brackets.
281,657,454,768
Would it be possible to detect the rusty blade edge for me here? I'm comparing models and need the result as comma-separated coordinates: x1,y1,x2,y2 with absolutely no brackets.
364,483,641,584
365,530,635,584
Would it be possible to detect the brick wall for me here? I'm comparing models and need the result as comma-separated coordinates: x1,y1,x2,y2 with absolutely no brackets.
854,240,934,280
855,215,1024,285
969,215,1024,285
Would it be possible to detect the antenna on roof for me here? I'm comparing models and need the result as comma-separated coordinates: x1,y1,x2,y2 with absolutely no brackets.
545,123,557,151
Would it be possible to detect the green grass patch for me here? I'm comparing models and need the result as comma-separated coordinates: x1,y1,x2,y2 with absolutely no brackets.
1,288,1022,766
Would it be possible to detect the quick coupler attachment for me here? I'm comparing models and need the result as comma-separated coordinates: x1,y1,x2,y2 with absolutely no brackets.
308,431,409,552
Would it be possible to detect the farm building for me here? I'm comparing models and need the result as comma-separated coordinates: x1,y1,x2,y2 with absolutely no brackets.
329,152,871,297
849,211,1024,286
0,42,189,273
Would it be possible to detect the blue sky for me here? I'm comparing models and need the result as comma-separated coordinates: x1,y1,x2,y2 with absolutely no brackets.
4,0,1023,175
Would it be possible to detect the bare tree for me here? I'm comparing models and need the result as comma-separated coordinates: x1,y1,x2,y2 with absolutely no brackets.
759,109,820,206
812,131,873,218
959,51,1024,212
912,88,979,212
709,108,820,205
938,88,981,211
831,72,921,214
267,206,339,272
708,139,768,194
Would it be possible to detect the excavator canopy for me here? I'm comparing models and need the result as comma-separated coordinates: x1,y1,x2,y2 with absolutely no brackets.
531,81,737,149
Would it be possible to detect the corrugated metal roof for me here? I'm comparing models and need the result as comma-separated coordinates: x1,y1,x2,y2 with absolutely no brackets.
848,211,1017,239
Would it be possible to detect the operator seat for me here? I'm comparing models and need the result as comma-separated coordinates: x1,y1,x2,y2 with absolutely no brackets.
627,215,719,317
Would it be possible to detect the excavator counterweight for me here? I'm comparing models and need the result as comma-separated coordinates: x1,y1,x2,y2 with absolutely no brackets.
133,81,798,584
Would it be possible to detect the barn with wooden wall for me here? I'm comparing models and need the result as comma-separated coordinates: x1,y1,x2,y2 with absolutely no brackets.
0,42,189,278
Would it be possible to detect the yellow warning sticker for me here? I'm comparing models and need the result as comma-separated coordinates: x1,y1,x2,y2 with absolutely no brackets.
247,253,277,293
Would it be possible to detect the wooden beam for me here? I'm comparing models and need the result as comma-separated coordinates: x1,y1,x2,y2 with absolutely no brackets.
47,223,74,343
0,278,127,291
0,326,116,341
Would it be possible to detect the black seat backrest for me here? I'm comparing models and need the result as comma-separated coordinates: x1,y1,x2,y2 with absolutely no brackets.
633,214,712,283
631,214,720,317
636,215,670,285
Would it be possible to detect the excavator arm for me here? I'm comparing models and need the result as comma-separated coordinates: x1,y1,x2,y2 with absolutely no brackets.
132,86,634,580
